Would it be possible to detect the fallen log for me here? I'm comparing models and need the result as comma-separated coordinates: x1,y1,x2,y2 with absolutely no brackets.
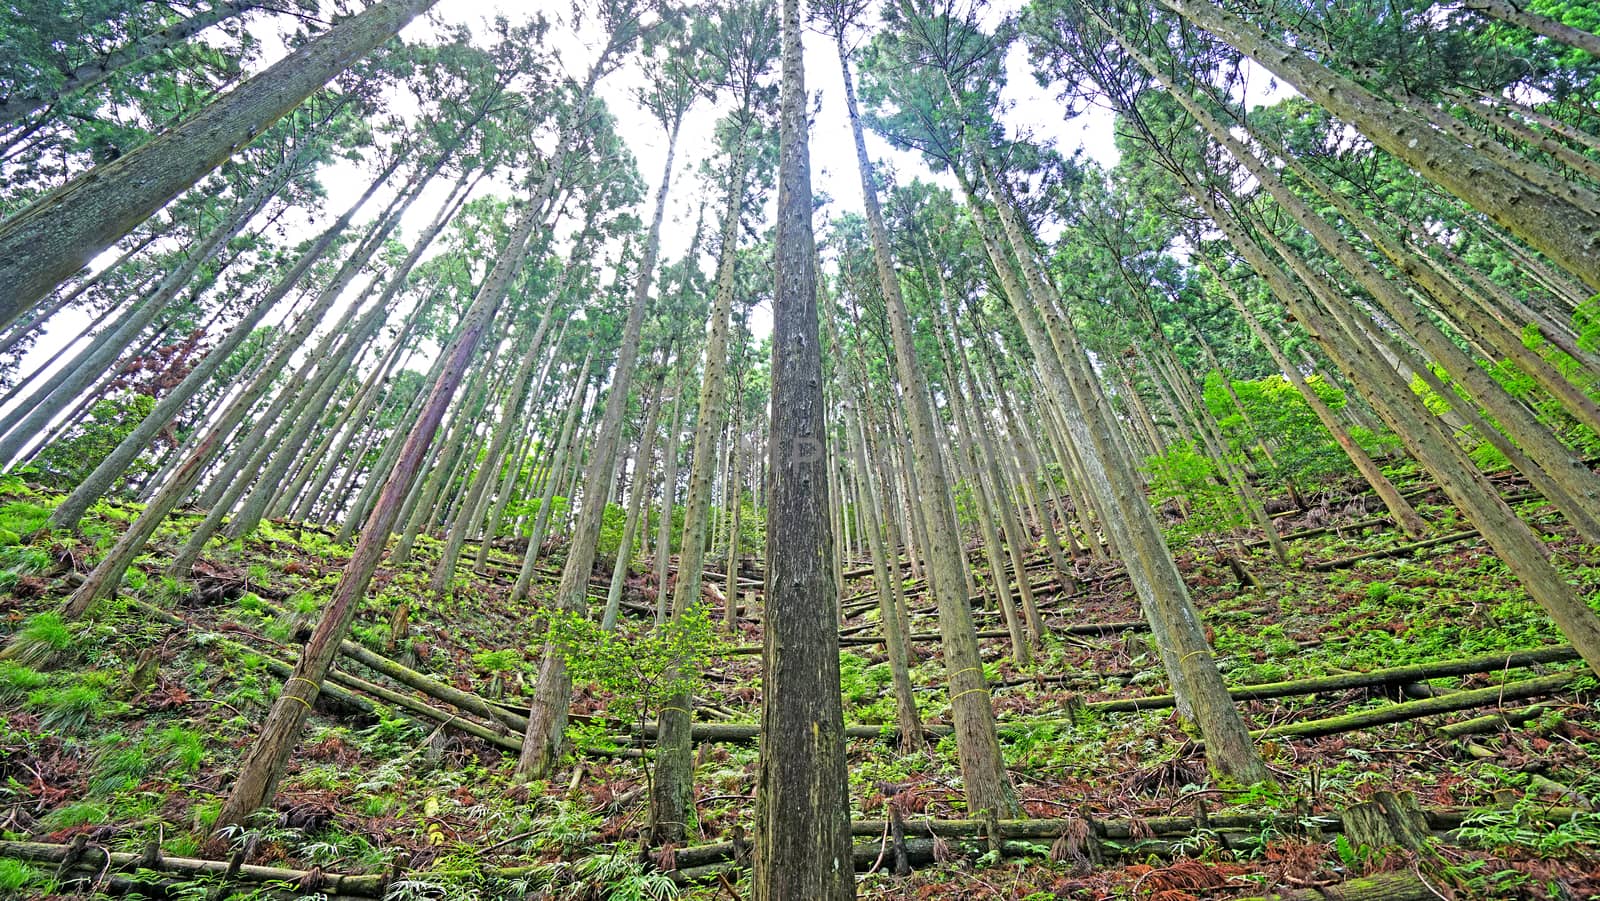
1088,645,1578,714
1246,671,1579,743
1437,705,1547,738
664,803,1581,882
254,598,529,733
1306,529,1481,571
0,840,389,897
1236,871,1441,901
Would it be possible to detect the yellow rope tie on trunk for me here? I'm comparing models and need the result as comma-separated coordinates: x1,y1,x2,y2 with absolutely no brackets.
948,666,984,683
950,687,991,703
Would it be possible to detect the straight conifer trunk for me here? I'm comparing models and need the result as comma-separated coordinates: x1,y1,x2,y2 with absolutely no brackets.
517,115,682,780
834,32,1019,818
45,157,402,533
752,0,855,893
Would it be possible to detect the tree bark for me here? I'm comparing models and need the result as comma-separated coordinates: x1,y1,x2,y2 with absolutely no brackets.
752,0,855,893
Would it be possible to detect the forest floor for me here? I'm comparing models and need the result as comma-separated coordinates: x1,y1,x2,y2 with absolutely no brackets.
2,467,1599,900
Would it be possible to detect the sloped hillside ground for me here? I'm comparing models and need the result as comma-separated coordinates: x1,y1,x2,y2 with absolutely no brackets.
2,468,1599,900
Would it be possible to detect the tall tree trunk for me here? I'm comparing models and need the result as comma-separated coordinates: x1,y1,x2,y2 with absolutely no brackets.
654,373,687,622
1200,258,1427,538
722,397,744,632
602,367,668,631
0,232,159,361
752,0,855,893
476,318,574,573
845,396,924,749
1192,165,1600,677
508,355,593,603
430,283,568,597
649,169,745,830
45,157,401,533
517,114,683,780
959,150,1272,783
1113,40,1600,543
835,35,1019,816
0,144,303,464
0,0,440,317
164,159,450,569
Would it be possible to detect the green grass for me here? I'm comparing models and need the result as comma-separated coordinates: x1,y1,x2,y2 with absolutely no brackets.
0,500,51,535
41,800,110,830
0,660,49,698
27,683,107,731
5,611,75,667
0,858,46,893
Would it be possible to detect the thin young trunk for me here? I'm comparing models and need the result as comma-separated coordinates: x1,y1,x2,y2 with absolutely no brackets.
1147,327,1288,563
0,0,440,317
835,37,1018,816
936,313,1046,639
722,399,744,632
475,317,574,574
1263,135,1600,435
288,322,418,522
429,298,563,597
174,283,383,572
169,156,447,565
654,386,686,622
602,369,668,631
1203,259,1427,538
1202,174,1600,678
0,145,295,461
945,384,1031,662
508,355,593,602
38,195,397,617
982,362,1074,579
45,158,401,533
517,121,678,778
211,184,543,829
1126,54,1600,543
960,148,1271,783
0,232,158,360
340,319,454,543
846,398,924,749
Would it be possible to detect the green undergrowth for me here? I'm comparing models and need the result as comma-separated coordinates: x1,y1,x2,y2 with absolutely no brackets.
1,484,1598,900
